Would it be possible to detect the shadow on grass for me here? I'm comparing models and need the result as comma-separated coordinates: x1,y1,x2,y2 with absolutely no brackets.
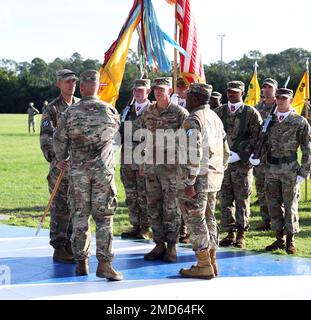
0,206,45,214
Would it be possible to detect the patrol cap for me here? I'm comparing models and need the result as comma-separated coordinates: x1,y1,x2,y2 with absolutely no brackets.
187,83,213,97
211,91,222,99
29,102,34,106
153,77,172,88
133,79,151,89
176,76,188,87
227,81,245,92
262,78,278,88
80,70,100,82
56,69,78,81
275,88,293,99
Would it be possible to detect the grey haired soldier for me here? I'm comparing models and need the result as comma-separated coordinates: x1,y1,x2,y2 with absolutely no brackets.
259,88,311,254
40,69,79,263
215,81,262,249
27,102,40,133
53,70,122,280
177,83,229,279
120,79,151,240
141,77,189,262
252,78,278,231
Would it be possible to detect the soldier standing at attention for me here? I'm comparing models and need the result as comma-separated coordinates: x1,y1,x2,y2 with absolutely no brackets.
141,77,189,262
53,70,122,280
27,102,40,133
209,92,222,110
260,88,311,254
177,83,229,279
252,78,278,231
120,79,151,240
40,69,79,263
215,81,262,249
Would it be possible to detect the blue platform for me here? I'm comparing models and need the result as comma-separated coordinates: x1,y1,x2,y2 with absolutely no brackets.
0,225,311,300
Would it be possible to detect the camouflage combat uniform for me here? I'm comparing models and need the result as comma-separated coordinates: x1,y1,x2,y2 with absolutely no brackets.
40,95,79,249
215,102,262,233
120,101,150,232
53,96,120,262
177,103,229,251
27,104,39,133
141,101,189,245
263,110,311,235
254,99,276,225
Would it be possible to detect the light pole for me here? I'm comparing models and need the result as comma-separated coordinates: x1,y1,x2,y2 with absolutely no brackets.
218,34,226,65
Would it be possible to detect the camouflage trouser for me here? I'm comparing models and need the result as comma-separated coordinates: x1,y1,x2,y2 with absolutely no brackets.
145,165,181,244
47,164,71,248
28,119,35,133
120,165,149,228
254,164,270,224
219,163,253,232
69,166,117,261
177,175,218,251
265,164,300,234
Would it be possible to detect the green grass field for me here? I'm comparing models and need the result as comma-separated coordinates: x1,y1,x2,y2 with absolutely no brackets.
0,114,310,257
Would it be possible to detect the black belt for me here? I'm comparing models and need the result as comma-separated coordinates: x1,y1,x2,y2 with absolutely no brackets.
267,153,297,165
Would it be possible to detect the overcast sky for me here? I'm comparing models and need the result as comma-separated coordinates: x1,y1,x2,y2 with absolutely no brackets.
1,0,311,65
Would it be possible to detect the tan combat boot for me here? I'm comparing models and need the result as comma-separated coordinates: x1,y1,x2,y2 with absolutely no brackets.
209,248,219,276
144,242,166,260
76,258,89,276
266,231,285,251
53,246,75,263
163,242,177,262
121,226,141,239
234,230,246,249
285,234,297,254
96,260,123,281
180,249,215,280
219,231,236,247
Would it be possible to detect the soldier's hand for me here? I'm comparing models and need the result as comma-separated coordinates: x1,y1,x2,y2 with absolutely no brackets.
228,151,240,164
249,153,260,166
185,185,196,197
57,160,69,171
296,175,305,184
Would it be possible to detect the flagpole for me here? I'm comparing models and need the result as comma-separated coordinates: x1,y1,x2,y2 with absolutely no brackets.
254,61,258,106
173,2,178,92
305,58,309,201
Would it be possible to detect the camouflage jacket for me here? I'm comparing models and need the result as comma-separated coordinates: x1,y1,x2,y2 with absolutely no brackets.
255,100,276,120
40,95,80,163
53,96,120,174
120,101,151,168
215,103,262,163
179,104,230,191
263,111,311,178
140,102,189,166
27,106,40,120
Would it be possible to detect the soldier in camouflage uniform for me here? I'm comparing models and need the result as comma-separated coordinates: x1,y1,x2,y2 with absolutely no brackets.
253,78,278,230
209,91,222,110
27,102,40,133
259,88,311,254
120,79,151,240
40,69,79,263
53,70,122,280
141,77,189,262
177,83,229,279
215,81,262,249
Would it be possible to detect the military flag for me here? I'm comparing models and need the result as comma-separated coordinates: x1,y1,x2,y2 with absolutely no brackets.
168,0,205,84
292,59,309,116
99,0,188,106
244,61,260,106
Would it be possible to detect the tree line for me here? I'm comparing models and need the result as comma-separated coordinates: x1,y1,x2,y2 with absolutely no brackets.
0,48,310,114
